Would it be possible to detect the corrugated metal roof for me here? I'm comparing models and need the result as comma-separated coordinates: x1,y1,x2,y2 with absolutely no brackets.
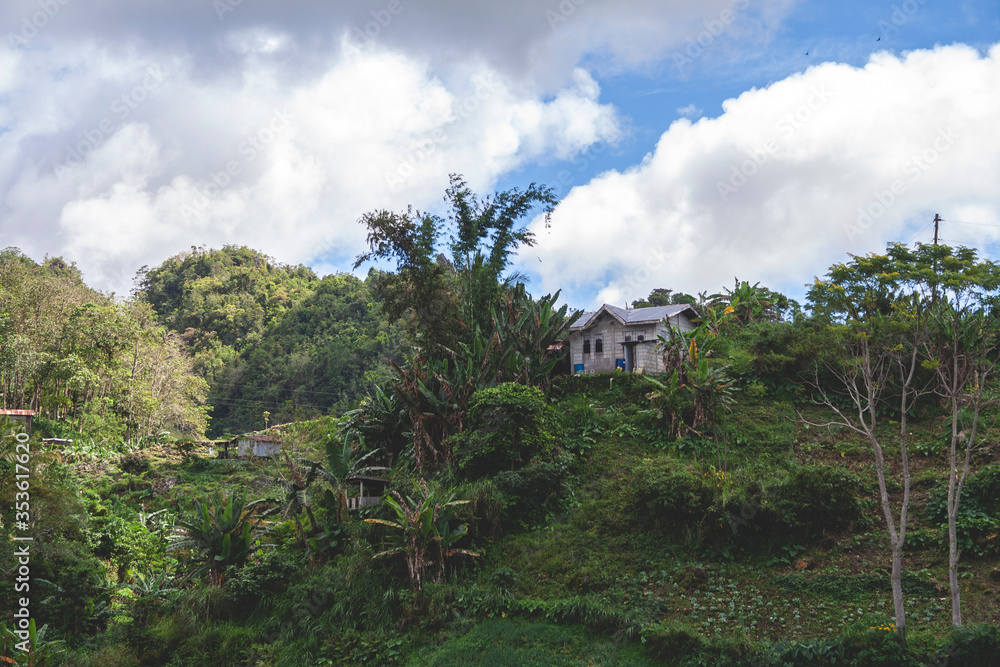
570,304,696,329
0,409,35,416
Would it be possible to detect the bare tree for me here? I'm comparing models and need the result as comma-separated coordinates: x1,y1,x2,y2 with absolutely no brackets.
803,248,931,640
922,253,1000,626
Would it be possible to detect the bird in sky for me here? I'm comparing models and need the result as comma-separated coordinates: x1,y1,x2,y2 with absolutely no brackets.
877,36,881,41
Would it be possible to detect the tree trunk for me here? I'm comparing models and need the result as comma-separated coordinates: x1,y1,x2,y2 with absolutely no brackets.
891,539,906,640
948,508,962,626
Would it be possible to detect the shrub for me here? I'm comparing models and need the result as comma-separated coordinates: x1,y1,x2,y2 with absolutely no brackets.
493,455,574,531
642,621,705,664
766,464,862,537
633,459,713,533
455,383,558,477
946,623,1000,666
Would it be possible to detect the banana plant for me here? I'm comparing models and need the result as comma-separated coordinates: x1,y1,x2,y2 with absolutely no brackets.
167,492,276,586
365,480,477,592
0,619,65,667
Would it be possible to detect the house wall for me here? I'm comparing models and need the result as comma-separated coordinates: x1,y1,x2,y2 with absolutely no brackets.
569,312,694,374
253,441,281,458
238,439,281,457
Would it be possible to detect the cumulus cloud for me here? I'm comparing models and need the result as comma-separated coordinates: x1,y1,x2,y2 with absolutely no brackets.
0,39,621,291
0,0,794,290
527,43,1000,308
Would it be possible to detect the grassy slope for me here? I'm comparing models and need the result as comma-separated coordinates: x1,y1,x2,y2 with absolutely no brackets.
50,379,1000,665
420,379,1000,663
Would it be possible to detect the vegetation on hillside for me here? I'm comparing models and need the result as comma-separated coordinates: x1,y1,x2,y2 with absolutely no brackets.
3,184,1000,665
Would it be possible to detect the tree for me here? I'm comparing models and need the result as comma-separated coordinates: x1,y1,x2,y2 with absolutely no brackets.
353,175,570,472
803,243,932,640
917,243,1000,626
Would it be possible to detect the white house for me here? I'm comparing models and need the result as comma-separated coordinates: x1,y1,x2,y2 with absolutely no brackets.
234,434,282,458
568,303,698,374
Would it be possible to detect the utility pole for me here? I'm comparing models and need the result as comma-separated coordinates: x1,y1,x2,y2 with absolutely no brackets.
933,213,941,245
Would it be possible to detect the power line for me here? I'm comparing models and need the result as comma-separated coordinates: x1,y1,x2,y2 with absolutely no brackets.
908,219,936,244
944,219,1000,228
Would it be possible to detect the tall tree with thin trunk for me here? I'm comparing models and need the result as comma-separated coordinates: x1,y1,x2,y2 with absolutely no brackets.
803,245,931,641
918,243,1000,626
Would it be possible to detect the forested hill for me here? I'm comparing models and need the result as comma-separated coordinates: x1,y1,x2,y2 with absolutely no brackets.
137,245,403,436
0,248,209,439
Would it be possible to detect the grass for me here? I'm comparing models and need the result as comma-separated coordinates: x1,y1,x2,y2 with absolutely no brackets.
408,616,654,666
36,385,1000,665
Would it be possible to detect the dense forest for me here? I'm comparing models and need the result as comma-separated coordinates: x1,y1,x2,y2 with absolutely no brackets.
3,177,1000,665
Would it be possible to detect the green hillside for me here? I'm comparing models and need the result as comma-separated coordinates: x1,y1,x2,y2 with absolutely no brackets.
2,182,1000,665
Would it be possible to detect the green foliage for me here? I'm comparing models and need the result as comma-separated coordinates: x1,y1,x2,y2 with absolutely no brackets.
139,244,317,353
223,547,300,612
632,459,714,532
456,383,557,477
207,272,404,434
765,464,863,537
167,492,276,585
493,455,575,531
0,618,67,666
365,480,477,592
945,623,1000,666
0,250,209,439
411,616,652,666
925,471,1000,558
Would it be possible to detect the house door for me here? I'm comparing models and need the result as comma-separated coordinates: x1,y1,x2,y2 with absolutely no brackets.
623,342,636,372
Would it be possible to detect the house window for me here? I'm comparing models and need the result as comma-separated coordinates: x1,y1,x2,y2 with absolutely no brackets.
624,333,632,342
595,335,603,354
638,333,645,341
583,338,591,354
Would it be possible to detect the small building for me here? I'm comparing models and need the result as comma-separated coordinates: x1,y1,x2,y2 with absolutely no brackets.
0,409,35,432
226,434,282,458
568,304,698,374
346,475,390,510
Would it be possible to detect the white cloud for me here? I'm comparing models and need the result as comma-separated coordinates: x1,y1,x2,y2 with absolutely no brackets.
527,43,1000,308
0,39,621,289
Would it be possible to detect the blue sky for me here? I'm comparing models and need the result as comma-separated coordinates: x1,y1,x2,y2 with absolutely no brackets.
0,0,997,310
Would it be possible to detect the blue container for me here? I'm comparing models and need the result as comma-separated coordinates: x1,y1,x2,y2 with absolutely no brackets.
615,358,626,370
573,363,585,374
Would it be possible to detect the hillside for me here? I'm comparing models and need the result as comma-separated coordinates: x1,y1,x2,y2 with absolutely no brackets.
3,208,1000,665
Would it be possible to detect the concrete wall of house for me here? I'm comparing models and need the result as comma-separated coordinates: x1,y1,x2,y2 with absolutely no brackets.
254,441,281,458
569,312,694,374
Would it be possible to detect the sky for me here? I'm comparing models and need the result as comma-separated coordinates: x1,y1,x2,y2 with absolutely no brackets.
1,0,998,310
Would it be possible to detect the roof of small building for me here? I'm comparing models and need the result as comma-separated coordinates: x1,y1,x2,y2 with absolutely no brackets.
571,303,697,330
0,409,36,416
232,434,282,443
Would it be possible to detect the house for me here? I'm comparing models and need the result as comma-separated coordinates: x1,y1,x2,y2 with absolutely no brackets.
0,409,35,432
568,303,698,374
345,475,391,510
225,434,282,458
